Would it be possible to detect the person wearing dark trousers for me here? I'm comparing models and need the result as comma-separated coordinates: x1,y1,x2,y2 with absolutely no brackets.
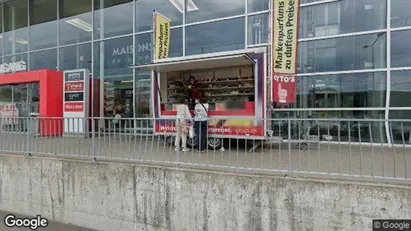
194,98,209,152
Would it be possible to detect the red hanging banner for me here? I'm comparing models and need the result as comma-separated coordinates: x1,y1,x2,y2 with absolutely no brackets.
272,74,297,103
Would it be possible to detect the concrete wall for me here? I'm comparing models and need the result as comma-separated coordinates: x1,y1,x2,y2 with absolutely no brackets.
0,154,410,231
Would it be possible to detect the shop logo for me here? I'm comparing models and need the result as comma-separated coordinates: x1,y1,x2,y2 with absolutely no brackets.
273,75,295,83
65,72,84,82
278,83,288,103
112,43,152,57
0,61,27,74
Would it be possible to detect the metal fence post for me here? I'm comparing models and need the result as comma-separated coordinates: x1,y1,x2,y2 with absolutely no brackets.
288,119,292,173
92,117,96,161
26,117,32,156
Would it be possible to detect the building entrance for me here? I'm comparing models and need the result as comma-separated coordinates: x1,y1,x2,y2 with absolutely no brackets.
0,83,40,133
0,70,63,137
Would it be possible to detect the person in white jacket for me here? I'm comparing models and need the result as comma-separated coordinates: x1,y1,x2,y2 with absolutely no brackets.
175,99,192,152
194,98,209,152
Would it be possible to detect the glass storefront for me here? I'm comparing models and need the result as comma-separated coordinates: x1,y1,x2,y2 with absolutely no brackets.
0,0,407,144
0,83,39,133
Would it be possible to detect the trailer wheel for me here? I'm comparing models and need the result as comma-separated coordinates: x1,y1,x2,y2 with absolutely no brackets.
187,136,198,149
208,138,223,150
165,136,174,146
299,142,308,150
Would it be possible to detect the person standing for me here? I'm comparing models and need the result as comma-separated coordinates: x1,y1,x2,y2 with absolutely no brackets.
175,99,192,152
194,98,209,152
187,76,200,109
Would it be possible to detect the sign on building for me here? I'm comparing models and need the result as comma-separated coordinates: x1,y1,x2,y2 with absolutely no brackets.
0,61,27,74
0,103,19,125
63,69,89,135
271,0,300,104
153,11,171,61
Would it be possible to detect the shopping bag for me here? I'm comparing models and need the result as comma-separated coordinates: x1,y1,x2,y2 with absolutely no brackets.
189,125,194,138
182,125,189,133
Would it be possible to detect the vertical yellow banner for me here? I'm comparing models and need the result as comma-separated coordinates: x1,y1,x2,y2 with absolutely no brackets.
153,12,171,61
272,0,300,74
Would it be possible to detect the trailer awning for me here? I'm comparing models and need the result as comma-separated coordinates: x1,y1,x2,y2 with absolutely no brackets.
131,53,255,72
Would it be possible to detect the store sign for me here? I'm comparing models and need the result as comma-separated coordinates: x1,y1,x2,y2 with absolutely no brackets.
271,0,300,104
0,103,19,125
63,69,89,135
64,92,84,102
109,41,152,67
155,120,264,137
272,74,297,103
65,71,84,82
65,82,84,92
153,11,171,61
272,0,299,74
64,102,84,112
112,43,151,56
0,61,27,74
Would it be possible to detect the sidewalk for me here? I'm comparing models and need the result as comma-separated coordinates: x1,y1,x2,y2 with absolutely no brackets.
0,132,410,179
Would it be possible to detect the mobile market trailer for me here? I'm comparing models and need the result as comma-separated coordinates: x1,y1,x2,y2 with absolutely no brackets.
133,48,275,150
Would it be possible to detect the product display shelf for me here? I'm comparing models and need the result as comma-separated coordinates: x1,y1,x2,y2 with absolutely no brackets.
198,86,254,91
205,93,254,98
196,76,255,100
195,77,255,85
168,93,187,98
167,80,187,98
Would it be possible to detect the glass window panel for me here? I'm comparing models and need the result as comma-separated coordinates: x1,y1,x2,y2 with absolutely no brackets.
186,0,245,23
0,5,3,56
0,85,13,104
391,30,411,68
186,18,245,56
135,0,182,32
295,72,386,109
299,0,386,38
248,13,268,45
59,43,92,71
389,110,411,145
135,28,182,65
59,0,92,45
94,0,133,39
135,33,152,65
29,49,57,70
391,0,411,28
298,33,386,73
135,70,152,118
94,36,133,118
29,0,57,50
168,28,183,58
4,0,28,55
390,71,411,107
3,53,28,74
248,0,269,12
269,110,386,143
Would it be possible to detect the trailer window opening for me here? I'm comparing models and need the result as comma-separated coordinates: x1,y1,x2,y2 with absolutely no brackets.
133,53,257,112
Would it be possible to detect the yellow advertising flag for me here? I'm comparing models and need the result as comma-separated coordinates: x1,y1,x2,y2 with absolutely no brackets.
153,12,171,61
272,0,300,74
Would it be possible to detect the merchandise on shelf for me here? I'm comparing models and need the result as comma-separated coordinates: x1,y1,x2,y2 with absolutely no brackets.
165,73,255,105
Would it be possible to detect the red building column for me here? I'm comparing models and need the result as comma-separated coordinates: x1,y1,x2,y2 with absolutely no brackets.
0,70,63,136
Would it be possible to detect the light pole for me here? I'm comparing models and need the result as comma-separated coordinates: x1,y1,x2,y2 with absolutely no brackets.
363,32,385,104
363,32,385,69
363,32,384,141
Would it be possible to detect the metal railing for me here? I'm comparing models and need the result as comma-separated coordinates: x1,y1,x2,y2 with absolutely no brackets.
0,116,410,181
